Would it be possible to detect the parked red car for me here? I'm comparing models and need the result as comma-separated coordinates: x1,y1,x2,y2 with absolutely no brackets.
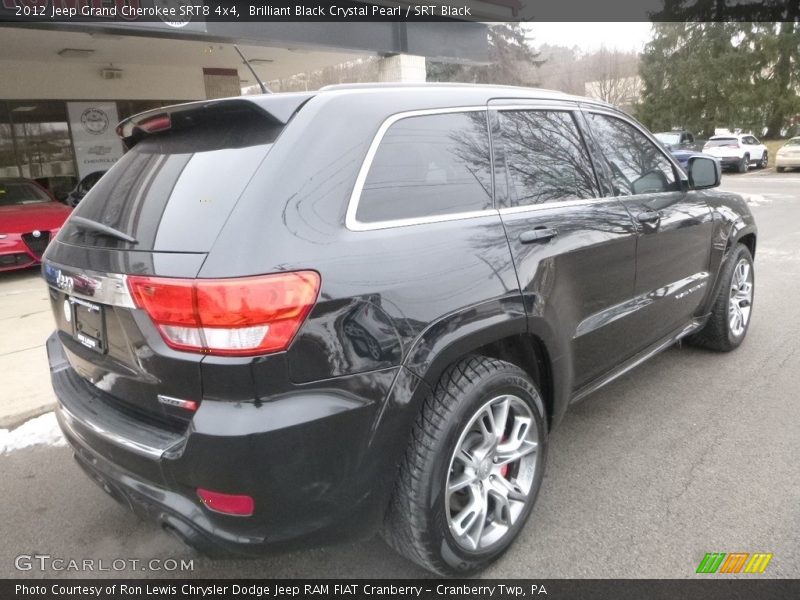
0,178,72,272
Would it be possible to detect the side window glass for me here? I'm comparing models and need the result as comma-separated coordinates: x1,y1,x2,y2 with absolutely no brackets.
356,112,492,223
496,110,598,206
587,113,678,196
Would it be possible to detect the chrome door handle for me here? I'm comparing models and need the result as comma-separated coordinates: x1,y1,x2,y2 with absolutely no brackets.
519,228,558,244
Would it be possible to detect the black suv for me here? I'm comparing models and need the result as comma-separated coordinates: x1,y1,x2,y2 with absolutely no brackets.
43,84,756,576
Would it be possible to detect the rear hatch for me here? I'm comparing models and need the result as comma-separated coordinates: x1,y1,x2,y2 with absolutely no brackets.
43,97,306,429
703,138,739,157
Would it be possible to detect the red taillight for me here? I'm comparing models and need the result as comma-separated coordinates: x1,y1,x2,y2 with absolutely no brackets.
139,113,171,133
127,271,320,356
197,488,254,517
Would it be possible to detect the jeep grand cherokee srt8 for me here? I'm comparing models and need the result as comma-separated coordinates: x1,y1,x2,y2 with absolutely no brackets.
43,84,756,575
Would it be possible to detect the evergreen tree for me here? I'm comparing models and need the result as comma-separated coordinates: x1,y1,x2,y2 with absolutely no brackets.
638,1,800,138
743,21,800,138
637,22,746,138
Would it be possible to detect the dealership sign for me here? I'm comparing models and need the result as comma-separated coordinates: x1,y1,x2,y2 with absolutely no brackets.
67,102,124,180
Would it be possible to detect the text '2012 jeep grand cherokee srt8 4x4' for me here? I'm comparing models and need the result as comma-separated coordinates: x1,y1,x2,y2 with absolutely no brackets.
42,84,756,576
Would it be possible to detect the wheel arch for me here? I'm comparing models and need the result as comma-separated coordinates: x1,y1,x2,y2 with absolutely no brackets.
470,334,555,430
738,232,756,258
701,221,757,317
404,311,568,432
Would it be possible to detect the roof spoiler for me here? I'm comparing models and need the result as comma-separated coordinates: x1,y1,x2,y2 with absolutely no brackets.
116,93,314,148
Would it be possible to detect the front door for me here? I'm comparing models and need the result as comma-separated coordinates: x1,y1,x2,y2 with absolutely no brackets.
581,110,714,343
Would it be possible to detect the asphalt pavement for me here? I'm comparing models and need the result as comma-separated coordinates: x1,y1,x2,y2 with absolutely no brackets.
1,169,798,578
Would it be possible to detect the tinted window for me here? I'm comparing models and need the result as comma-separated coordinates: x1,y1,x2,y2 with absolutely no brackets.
66,110,282,251
587,113,678,196
0,181,51,206
356,112,492,223
497,110,598,206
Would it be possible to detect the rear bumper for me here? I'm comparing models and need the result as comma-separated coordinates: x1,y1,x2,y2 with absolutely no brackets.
65,421,251,557
716,155,743,167
47,331,423,555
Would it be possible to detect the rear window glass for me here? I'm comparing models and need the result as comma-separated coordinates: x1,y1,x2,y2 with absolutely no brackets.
0,181,51,206
706,138,737,147
65,109,282,252
355,112,492,224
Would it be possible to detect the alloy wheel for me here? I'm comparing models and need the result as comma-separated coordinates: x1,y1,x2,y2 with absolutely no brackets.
445,394,539,551
729,258,753,337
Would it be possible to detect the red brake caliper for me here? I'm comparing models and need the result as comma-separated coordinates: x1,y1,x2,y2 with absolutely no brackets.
499,436,509,478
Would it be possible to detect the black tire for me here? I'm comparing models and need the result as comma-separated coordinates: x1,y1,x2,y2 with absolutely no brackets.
382,355,547,576
737,155,749,173
688,244,754,352
759,152,768,169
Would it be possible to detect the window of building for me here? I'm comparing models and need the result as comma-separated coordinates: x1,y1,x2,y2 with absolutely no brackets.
587,113,678,196
0,103,16,179
7,101,75,181
496,110,599,206
355,111,492,223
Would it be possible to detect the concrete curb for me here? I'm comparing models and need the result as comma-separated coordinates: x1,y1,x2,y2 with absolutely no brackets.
0,402,56,430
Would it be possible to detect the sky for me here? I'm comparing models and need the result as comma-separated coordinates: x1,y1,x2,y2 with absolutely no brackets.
525,22,654,52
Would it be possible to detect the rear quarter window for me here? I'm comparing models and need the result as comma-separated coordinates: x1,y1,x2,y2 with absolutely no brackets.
354,111,492,224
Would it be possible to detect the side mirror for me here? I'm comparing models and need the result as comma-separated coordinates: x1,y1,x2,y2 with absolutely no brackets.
687,156,720,189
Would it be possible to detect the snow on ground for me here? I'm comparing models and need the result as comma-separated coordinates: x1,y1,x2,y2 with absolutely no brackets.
0,412,66,454
742,193,770,206
728,193,772,206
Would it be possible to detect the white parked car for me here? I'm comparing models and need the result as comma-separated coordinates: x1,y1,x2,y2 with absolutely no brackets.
776,137,800,172
703,134,769,173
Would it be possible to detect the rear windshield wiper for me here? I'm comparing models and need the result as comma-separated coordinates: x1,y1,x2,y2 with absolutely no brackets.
69,216,138,244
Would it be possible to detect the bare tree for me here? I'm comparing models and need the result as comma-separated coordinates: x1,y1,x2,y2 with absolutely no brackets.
582,47,641,108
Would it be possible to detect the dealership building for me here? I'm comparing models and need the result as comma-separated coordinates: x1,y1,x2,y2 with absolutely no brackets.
0,5,510,199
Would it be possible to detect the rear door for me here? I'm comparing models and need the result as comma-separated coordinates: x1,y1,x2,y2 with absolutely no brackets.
581,109,713,344
489,100,639,389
